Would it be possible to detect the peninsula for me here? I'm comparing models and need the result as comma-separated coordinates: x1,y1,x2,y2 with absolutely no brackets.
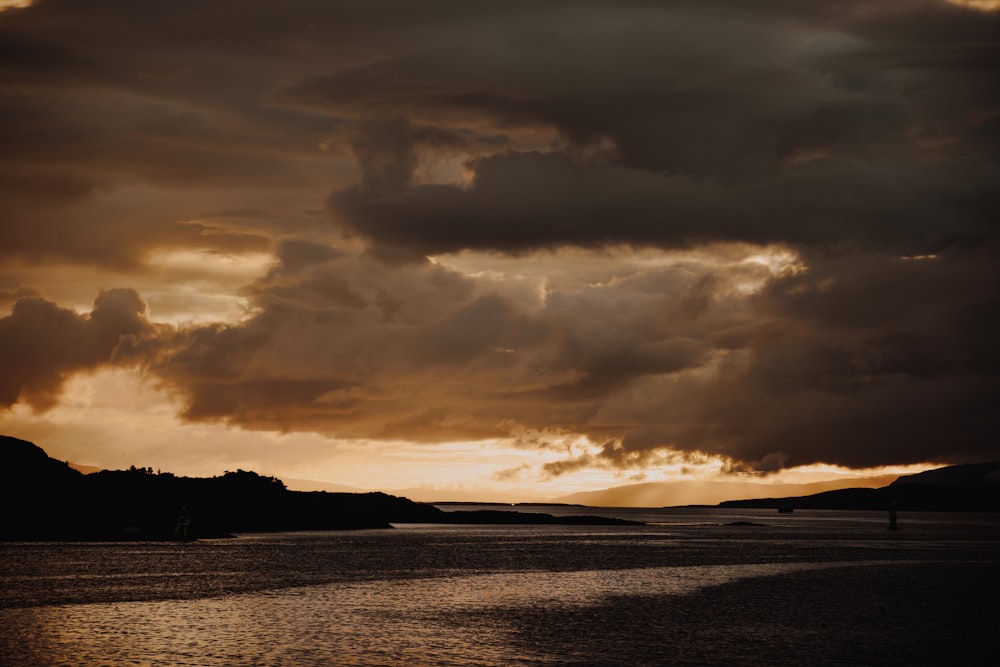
2,435,637,540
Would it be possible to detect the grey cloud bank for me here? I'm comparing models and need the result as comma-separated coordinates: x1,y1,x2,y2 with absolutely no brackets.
1,0,998,474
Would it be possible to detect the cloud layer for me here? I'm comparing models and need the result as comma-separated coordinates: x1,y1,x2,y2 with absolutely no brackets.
2,0,998,474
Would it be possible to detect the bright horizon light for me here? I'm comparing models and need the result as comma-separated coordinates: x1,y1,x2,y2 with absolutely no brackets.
0,368,947,506
0,1,33,12
945,0,1000,10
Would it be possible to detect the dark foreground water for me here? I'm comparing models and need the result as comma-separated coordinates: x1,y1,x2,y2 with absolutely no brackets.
2,508,998,666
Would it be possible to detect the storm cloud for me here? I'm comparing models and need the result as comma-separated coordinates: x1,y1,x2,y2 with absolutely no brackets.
2,0,998,475
314,0,1000,255
131,239,1000,469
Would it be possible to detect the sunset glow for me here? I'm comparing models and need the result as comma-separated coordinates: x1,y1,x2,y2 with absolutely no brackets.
2,0,997,505
945,0,1000,10
0,0,32,11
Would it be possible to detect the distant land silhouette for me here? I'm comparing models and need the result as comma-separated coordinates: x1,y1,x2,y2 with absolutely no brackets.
1,435,637,540
274,477,368,494
555,475,902,508
718,462,1000,512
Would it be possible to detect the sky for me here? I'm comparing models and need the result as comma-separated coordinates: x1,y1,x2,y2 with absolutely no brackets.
1,0,998,504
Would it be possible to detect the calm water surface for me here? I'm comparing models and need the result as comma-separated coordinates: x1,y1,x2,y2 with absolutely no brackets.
2,508,998,666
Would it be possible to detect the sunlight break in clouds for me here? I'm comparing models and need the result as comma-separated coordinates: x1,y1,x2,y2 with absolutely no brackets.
140,249,273,325
0,367,940,504
0,1,32,11
945,0,1000,10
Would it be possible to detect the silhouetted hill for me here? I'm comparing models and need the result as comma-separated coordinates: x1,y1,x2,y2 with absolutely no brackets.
4,434,83,488
3,435,87,536
891,462,1000,487
1,436,640,540
718,462,1000,512
0,435,442,539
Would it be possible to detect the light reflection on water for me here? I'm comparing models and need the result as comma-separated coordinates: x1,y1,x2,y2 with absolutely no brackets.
3,562,860,667
2,509,998,666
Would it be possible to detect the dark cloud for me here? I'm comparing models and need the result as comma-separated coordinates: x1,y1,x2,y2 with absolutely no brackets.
2,1,998,474
5,243,1000,470
313,0,999,255
0,0,345,266
4,0,996,263
140,242,999,471
333,151,999,255
602,246,1000,468
0,289,153,410
143,254,547,440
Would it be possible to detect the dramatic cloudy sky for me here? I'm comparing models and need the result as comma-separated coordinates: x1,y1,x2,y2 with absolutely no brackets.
1,0,998,502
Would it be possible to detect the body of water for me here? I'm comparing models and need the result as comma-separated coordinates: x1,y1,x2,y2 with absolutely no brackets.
2,507,998,665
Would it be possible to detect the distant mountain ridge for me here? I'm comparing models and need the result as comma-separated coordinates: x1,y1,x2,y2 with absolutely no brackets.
891,462,1000,487
719,462,1000,512
274,477,368,494
555,475,900,508
8,434,995,538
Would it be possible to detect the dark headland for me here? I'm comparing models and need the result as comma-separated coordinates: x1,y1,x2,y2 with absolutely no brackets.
718,462,1000,513
1,435,638,540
